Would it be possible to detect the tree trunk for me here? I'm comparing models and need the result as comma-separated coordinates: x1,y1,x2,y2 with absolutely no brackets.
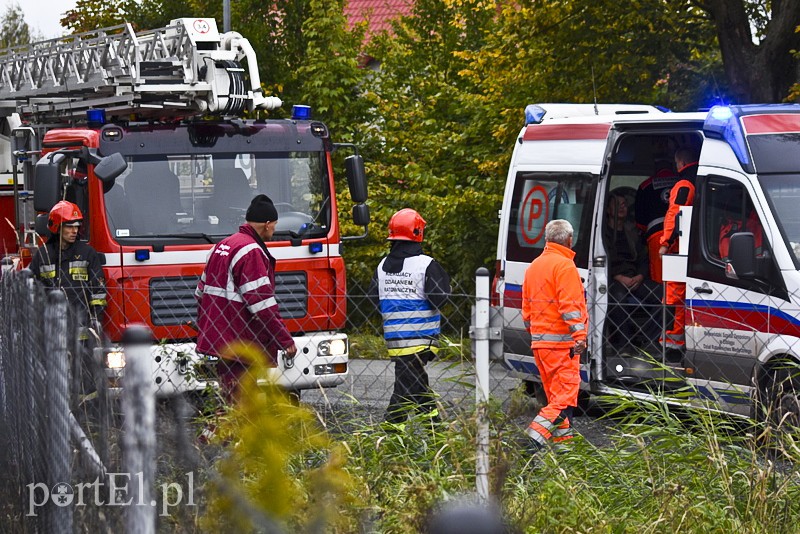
704,0,800,103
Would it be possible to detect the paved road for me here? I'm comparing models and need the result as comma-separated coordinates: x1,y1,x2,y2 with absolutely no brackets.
302,358,520,410
301,357,615,445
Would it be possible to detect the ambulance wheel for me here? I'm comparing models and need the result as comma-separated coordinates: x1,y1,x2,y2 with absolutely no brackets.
761,361,800,429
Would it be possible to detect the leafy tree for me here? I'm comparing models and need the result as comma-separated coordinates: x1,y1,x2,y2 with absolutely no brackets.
60,0,196,33
344,0,727,289
296,0,368,135
60,0,130,32
344,0,503,289
697,0,800,103
0,4,30,49
790,23,800,102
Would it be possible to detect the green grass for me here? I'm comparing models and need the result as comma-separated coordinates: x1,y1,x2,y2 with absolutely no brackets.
194,352,800,533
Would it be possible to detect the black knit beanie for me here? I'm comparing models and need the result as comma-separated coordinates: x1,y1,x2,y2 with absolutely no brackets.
246,194,279,222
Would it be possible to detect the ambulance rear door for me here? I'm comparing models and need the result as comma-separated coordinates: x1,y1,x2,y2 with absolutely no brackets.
498,119,610,388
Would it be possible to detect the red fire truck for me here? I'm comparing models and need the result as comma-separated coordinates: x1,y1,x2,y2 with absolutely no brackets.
0,18,369,395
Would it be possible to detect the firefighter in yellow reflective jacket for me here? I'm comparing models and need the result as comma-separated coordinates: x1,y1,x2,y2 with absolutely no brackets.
29,201,107,326
369,208,451,424
522,219,588,448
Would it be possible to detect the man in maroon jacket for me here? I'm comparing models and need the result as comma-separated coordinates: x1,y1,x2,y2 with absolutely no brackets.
195,194,297,401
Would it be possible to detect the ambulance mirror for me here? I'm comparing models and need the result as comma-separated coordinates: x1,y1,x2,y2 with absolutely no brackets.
33,153,66,212
727,232,756,279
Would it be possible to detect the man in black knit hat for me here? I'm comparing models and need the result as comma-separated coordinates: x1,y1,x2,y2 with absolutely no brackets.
196,194,297,402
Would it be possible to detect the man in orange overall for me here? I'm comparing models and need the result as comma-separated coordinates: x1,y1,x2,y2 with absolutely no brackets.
522,219,588,448
658,147,699,355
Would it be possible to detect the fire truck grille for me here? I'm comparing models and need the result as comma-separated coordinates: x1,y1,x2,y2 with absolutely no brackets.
149,272,308,326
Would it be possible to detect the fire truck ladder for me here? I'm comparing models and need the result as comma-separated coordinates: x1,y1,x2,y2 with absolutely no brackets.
0,18,281,122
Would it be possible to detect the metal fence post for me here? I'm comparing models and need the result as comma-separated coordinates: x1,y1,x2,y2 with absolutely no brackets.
44,291,72,534
473,267,490,502
122,324,156,534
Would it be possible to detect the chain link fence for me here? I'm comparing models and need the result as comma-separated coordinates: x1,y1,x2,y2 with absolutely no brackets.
2,260,800,531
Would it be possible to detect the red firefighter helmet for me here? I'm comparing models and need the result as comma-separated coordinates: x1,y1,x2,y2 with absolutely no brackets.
48,201,83,234
387,208,426,242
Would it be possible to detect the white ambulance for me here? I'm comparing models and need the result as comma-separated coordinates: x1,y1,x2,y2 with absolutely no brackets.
493,102,800,420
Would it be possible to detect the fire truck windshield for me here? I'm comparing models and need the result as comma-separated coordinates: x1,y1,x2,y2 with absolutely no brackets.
104,152,330,241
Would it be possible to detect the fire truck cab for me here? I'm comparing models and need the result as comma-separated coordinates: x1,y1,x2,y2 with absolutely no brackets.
1,18,369,396
494,102,800,420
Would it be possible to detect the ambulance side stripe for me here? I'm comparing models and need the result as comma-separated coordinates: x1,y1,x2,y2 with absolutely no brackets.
522,123,611,141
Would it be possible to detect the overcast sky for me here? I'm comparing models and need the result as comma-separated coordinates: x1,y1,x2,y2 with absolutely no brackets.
3,0,76,40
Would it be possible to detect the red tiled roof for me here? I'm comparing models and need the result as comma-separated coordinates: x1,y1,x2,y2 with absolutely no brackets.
345,0,414,37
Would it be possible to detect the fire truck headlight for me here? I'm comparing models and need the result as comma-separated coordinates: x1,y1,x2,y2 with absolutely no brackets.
106,350,126,369
318,338,347,356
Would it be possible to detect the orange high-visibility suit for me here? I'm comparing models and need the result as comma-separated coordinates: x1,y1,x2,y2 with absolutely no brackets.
522,241,588,446
659,163,697,350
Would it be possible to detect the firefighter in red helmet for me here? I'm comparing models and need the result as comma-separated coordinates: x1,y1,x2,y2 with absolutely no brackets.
29,200,107,326
369,208,451,425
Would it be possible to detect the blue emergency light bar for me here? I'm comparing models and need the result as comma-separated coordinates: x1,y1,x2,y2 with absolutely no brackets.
703,106,752,170
292,105,312,120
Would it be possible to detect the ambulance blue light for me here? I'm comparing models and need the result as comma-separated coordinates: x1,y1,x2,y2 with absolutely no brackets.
308,242,323,254
709,106,734,121
134,249,150,262
292,105,312,120
524,104,547,125
87,108,106,127
703,106,751,167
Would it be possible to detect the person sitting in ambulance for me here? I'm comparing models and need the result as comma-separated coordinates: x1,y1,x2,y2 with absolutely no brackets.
603,193,661,351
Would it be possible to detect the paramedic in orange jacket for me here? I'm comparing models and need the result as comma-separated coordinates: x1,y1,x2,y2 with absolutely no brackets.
658,147,699,352
522,219,588,448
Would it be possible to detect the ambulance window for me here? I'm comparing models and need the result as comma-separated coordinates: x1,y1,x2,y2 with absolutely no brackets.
505,172,596,266
703,179,763,262
692,175,784,298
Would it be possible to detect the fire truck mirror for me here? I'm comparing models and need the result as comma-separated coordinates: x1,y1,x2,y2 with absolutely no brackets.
33,153,66,213
353,203,370,227
34,213,50,238
344,155,367,203
94,152,128,186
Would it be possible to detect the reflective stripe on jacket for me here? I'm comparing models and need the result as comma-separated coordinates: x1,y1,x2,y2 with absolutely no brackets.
377,254,441,356
195,224,293,363
28,239,107,320
522,241,588,348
